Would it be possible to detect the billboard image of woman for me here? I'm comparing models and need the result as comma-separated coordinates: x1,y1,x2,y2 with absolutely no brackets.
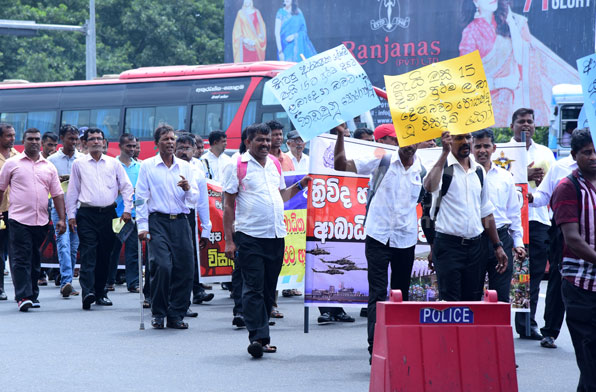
275,0,317,61
232,0,267,62
459,0,579,126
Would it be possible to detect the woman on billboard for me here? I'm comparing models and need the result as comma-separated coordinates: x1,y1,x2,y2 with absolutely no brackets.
232,0,267,62
459,0,579,126
275,0,317,62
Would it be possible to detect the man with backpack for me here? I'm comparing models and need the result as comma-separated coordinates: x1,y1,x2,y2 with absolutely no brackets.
423,131,507,302
222,123,310,358
333,127,424,360
550,128,596,392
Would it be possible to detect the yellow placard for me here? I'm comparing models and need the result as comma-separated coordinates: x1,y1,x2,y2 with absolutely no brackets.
384,51,495,147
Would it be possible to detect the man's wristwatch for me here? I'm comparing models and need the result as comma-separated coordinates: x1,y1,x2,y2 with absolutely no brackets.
493,241,504,250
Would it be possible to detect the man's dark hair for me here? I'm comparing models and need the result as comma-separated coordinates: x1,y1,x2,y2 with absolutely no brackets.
511,108,534,124
119,133,136,145
192,134,204,144
266,120,284,132
23,128,40,142
42,131,58,142
176,133,196,147
84,127,105,141
571,128,593,153
239,129,248,154
354,127,373,139
472,128,495,143
153,124,174,144
245,123,271,142
208,130,227,145
0,123,14,138
59,124,79,138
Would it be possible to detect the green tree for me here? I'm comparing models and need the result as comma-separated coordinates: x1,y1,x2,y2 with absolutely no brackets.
0,0,224,82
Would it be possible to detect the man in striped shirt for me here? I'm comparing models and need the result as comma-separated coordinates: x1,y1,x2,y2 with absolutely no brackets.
551,128,596,391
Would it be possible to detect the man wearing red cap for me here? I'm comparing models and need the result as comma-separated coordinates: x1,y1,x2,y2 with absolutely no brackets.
374,124,399,146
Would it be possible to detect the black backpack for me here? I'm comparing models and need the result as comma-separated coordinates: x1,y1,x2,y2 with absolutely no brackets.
364,153,426,223
420,163,484,245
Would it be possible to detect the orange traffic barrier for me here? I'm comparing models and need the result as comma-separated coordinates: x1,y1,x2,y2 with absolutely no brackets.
370,290,517,392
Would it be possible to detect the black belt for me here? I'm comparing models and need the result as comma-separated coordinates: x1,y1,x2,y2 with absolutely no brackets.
436,232,482,246
150,212,187,220
79,203,116,213
497,224,510,235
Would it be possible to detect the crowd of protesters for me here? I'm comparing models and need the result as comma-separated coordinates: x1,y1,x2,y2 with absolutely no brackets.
0,107,593,389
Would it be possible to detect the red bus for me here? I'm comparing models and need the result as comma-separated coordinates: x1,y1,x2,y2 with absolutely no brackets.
0,61,387,158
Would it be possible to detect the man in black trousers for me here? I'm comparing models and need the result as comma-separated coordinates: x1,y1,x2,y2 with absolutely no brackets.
66,128,133,310
136,125,198,330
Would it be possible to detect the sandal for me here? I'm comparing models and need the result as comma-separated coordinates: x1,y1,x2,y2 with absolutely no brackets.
270,309,284,318
263,344,277,353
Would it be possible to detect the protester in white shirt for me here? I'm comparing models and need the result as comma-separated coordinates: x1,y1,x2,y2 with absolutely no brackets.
334,129,423,358
472,129,526,303
287,130,310,173
528,153,577,349
136,125,198,330
424,131,507,302
508,107,556,340
222,123,310,358
174,134,214,314
202,130,232,182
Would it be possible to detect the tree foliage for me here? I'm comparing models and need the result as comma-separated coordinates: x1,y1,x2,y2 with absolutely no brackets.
0,0,224,82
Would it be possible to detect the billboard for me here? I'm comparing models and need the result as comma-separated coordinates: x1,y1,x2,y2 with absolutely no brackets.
224,0,595,126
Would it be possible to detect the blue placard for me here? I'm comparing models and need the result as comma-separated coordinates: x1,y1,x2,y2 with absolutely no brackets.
265,44,381,142
577,54,596,143
419,306,474,324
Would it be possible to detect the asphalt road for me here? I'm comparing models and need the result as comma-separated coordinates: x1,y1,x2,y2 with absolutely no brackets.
0,277,580,392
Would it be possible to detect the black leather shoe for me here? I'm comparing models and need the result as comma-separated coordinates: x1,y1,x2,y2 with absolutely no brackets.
232,314,246,328
519,327,543,341
333,312,355,322
192,292,214,304
151,317,165,329
166,319,189,329
82,293,96,310
317,312,333,324
186,308,198,318
95,296,113,306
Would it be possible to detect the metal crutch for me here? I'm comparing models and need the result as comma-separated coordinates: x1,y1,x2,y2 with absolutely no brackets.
138,236,145,330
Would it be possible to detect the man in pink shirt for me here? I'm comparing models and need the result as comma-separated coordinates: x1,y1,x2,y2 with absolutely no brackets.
66,128,133,310
0,128,66,312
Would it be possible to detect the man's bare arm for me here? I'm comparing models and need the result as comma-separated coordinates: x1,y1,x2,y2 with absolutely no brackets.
560,222,596,264
333,130,357,173
423,131,451,192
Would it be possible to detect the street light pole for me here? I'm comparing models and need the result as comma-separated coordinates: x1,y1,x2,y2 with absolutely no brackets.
0,0,97,80
85,0,97,80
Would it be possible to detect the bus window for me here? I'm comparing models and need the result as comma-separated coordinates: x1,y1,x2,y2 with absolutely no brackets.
206,104,222,134
125,106,186,139
261,112,292,131
222,102,241,130
0,111,56,141
62,108,120,140
190,105,207,137
241,101,257,129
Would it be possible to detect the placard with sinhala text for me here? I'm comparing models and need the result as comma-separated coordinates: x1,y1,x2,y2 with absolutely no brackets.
577,53,596,143
384,51,495,147
265,44,380,142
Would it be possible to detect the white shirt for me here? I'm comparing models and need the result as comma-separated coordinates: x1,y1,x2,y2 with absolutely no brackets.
135,155,199,233
290,152,310,173
191,157,207,174
486,164,524,248
433,153,494,238
66,154,133,218
531,155,577,208
188,164,211,239
202,150,232,182
354,150,422,248
223,152,286,238
509,138,556,225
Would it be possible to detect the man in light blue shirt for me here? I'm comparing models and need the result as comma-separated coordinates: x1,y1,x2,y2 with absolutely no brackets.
47,124,82,297
107,133,141,292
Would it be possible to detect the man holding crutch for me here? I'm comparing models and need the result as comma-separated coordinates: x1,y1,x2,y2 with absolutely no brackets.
136,125,198,330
